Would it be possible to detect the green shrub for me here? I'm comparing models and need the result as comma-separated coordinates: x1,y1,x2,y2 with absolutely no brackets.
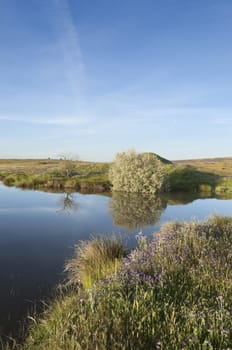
199,184,213,192
215,178,232,193
3,175,17,186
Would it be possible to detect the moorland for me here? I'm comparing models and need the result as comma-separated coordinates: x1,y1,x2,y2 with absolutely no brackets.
0,155,231,193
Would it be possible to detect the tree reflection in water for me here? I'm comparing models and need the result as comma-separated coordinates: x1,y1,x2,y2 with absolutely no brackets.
57,192,78,214
110,192,167,231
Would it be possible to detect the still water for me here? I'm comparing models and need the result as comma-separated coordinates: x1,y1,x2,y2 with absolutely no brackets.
0,183,232,337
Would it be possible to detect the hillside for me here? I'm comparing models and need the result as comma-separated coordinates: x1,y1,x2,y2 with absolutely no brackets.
142,153,173,165
173,157,232,177
0,156,231,178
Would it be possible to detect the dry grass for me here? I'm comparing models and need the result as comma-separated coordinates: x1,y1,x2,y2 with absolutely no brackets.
174,157,232,177
0,159,110,175
65,236,127,289
1,157,231,177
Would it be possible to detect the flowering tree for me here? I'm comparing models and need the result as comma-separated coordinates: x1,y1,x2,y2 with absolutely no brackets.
109,149,167,194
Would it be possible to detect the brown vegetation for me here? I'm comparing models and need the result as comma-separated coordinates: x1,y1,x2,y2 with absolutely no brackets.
173,157,232,177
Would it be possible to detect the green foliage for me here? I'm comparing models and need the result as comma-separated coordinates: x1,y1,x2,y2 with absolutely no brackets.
198,184,213,192
215,178,232,193
14,217,232,349
168,165,232,194
0,158,110,193
167,165,217,192
109,149,167,194
0,170,110,193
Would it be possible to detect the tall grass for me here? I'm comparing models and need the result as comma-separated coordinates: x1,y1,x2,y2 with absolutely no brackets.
65,235,127,289
5,217,232,349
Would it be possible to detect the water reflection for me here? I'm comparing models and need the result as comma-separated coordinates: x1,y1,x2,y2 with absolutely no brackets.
1,183,232,338
166,192,208,205
57,192,78,214
166,191,232,205
110,192,167,230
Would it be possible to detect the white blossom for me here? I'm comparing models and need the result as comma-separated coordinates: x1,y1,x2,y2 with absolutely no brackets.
109,150,167,194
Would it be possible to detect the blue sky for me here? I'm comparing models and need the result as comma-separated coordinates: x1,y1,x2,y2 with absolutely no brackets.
0,0,232,161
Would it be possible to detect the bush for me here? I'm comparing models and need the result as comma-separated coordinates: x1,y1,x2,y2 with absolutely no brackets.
109,150,167,194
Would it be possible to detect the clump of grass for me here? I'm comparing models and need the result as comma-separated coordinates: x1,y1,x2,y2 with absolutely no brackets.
0,338,16,350
199,183,213,192
65,235,127,289
215,177,232,193
2,174,18,186
209,215,232,226
11,217,232,349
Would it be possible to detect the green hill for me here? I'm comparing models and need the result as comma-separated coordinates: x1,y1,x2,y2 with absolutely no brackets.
143,152,173,165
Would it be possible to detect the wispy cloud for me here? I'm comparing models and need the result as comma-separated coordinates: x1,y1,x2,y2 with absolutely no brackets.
0,115,91,126
213,118,232,125
52,0,85,100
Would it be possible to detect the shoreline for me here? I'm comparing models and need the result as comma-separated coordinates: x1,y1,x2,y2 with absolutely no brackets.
0,156,232,194
1,172,232,194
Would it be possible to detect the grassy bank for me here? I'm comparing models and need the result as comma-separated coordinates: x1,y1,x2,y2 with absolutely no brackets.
0,159,111,192
0,157,232,193
170,157,232,193
166,165,232,193
7,216,232,349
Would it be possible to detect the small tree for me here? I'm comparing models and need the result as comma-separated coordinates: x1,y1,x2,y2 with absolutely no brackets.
59,153,79,178
109,149,167,194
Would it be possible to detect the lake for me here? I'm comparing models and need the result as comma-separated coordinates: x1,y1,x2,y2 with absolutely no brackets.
0,183,232,338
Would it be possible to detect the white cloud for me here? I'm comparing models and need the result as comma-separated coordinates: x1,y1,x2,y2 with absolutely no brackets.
52,0,85,100
0,115,91,126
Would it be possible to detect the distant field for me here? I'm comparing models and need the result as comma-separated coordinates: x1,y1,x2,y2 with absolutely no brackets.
0,159,110,174
0,157,232,193
0,157,231,177
0,159,111,192
173,157,232,177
